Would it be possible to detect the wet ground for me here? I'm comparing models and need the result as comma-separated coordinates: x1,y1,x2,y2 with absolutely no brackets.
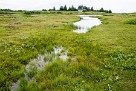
10,46,68,91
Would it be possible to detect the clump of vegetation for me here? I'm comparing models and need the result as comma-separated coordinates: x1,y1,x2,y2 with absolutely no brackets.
18,78,27,91
125,18,136,25
25,63,38,79
26,80,40,91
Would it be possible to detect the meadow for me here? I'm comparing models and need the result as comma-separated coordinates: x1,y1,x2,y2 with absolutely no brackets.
0,11,136,91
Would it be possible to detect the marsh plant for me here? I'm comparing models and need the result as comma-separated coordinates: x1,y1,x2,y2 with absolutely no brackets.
10,46,68,91
125,18,136,25
25,63,38,79
0,12,135,91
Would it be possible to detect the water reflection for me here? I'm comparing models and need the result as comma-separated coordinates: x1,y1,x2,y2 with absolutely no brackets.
74,15,102,33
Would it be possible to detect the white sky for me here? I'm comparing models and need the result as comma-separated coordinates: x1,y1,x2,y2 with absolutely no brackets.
0,0,136,13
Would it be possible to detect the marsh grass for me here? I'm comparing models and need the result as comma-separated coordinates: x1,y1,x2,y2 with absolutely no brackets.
26,80,40,91
18,78,27,91
25,63,38,79
0,12,135,91
124,18,136,25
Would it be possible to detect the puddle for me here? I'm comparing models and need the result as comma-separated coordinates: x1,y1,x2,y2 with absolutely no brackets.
10,46,68,91
73,15,102,33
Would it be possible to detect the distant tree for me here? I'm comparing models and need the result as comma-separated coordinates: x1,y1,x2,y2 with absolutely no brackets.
0,9,12,11
99,7,104,12
53,6,56,11
68,7,71,11
102,9,112,13
78,5,83,10
105,10,109,13
78,5,90,11
60,6,64,11
64,5,67,11
71,5,77,11
108,10,112,13
83,6,90,11
68,5,77,11
71,5,74,11
48,9,54,11
90,7,94,11
42,9,47,11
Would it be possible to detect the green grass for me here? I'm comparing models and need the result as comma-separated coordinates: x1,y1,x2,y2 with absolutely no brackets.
124,18,136,25
0,12,136,91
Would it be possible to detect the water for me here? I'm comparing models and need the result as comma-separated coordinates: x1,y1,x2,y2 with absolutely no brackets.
10,46,68,91
73,15,102,33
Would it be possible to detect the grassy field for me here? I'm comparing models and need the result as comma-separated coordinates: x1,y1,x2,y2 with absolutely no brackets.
0,12,136,91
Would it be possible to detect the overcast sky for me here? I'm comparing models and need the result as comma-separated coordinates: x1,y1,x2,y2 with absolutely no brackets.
0,0,136,13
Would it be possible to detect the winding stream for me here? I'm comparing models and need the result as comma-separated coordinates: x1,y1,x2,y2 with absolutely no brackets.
73,15,102,33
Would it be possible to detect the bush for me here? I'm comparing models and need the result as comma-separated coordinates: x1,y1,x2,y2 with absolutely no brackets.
24,11,42,15
125,18,136,25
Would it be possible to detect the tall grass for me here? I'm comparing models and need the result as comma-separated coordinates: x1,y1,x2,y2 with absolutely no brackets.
125,18,136,25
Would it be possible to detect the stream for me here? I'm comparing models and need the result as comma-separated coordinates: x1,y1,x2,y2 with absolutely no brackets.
73,15,102,33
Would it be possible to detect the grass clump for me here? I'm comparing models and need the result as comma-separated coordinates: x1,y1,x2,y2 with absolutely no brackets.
26,80,40,91
18,78,27,91
25,63,38,79
124,18,136,25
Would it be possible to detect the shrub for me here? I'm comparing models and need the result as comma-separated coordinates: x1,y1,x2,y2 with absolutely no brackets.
125,18,136,25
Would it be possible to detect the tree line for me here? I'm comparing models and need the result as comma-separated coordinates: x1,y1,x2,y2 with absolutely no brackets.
47,5,112,13
0,5,112,14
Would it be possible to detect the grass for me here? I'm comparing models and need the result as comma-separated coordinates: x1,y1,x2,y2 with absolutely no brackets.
124,18,136,25
0,12,136,91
